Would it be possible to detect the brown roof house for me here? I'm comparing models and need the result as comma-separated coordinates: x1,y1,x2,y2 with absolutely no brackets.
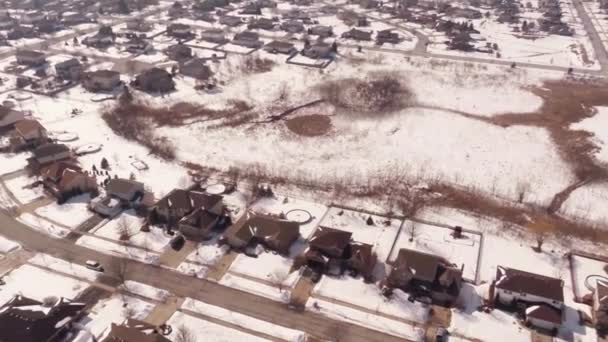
200,28,229,44
89,178,145,217
224,211,300,255
83,70,122,92
16,49,47,66
11,119,48,149
132,68,175,93
341,28,372,41
165,44,192,62
0,295,85,342
387,248,463,306
232,31,264,48
55,58,83,81
179,58,213,80
302,42,333,59
28,143,72,171
0,106,25,128
151,189,223,223
493,267,565,331
305,226,376,280
264,40,296,55
40,162,98,203
101,318,171,342
167,23,193,39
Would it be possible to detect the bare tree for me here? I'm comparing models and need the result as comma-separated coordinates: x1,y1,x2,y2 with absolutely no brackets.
527,218,552,253
269,269,289,293
407,222,418,242
516,181,531,204
116,216,133,241
175,325,197,342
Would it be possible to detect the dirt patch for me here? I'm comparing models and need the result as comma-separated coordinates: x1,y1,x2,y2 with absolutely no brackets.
286,115,332,137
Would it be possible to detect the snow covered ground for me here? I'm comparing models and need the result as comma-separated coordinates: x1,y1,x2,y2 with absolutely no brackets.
570,254,608,300
0,152,30,175
560,181,608,226
177,239,228,279
219,273,291,303
167,311,272,342
229,252,300,287
34,194,93,228
182,298,307,342
18,212,71,238
3,175,44,204
571,106,608,165
0,236,19,254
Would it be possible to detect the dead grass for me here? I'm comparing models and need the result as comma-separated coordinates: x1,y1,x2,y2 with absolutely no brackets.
241,55,276,74
285,114,332,137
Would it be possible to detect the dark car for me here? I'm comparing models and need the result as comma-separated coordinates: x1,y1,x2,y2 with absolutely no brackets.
170,235,185,251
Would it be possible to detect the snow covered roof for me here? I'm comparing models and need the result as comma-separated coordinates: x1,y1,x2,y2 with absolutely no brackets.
525,304,562,325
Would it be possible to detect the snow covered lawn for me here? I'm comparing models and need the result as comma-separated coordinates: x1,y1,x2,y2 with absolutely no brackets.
4,175,44,204
167,311,272,342
0,264,88,307
571,106,608,165
177,239,228,278
91,210,171,252
229,252,300,287
313,276,429,324
0,152,30,175
120,280,171,301
182,298,307,342
34,194,93,228
560,181,608,226
570,254,608,300
29,254,101,282
18,213,71,238
389,219,482,282
0,236,19,254
219,273,290,303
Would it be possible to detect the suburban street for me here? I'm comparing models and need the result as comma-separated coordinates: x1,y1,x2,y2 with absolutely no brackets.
572,0,608,70
0,210,413,342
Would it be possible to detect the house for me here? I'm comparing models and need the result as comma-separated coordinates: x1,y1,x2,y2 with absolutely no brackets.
168,1,189,18
29,143,72,169
90,178,145,216
151,189,223,224
82,70,121,92
308,25,333,37
125,38,154,54
36,19,63,34
247,17,275,30
165,44,192,62
55,58,83,80
224,211,300,255
493,266,565,310
302,42,333,59
376,29,400,45
220,15,244,27
179,207,225,240
200,29,228,44
193,0,229,12
8,26,38,40
280,20,305,33
167,23,193,39
16,49,46,66
264,40,296,54
239,3,262,15
101,319,171,342
232,31,263,48
305,226,376,279
255,0,277,8
0,295,85,342
132,68,175,93
40,162,97,202
0,106,25,128
126,19,152,32
13,119,47,147
62,11,91,26
179,58,213,80
387,248,463,306
83,26,115,47
525,304,562,332
20,11,45,24
341,28,372,41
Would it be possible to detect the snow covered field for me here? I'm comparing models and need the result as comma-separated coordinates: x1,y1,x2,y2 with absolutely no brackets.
167,311,272,342
560,181,608,226
0,236,19,254
0,153,30,175
219,272,291,303
3,175,43,204
572,106,608,165
18,212,71,238
570,254,608,300
34,194,93,228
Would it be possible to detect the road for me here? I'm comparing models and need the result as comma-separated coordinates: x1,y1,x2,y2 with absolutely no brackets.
572,0,608,71
0,211,412,342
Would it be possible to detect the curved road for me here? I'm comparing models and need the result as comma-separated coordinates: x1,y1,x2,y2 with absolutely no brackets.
0,210,412,342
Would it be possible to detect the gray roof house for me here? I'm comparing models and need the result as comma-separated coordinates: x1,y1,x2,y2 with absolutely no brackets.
200,29,228,44
232,31,263,48
133,68,175,93
264,40,296,54
82,70,121,92
55,58,83,80
179,58,212,80
16,49,46,66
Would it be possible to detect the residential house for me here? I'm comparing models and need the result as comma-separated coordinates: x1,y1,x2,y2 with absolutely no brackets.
224,211,300,255
239,3,262,15
308,25,333,37
8,26,38,40
168,1,189,18
0,295,85,342
179,58,213,80
341,28,372,41
165,44,192,62
125,38,154,54
55,58,83,80
82,70,121,92
29,143,72,169
151,189,223,223
16,49,46,66
35,19,63,34
167,23,193,39
179,207,224,240
132,68,175,93
193,0,230,12
264,40,296,54
89,178,145,216
305,226,376,279
200,28,228,44
83,26,115,47
302,42,333,59
232,31,263,48
493,266,565,310
0,106,25,128
126,19,152,32
220,15,244,27
376,29,401,45
280,20,305,33
40,161,97,202
282,9,311,22
13,119,47,147
20,11,45,24
101,319,171,342
247,17,275,30
255,0,277,8
387,248,463,306
62,11,91,26
525,304,563,332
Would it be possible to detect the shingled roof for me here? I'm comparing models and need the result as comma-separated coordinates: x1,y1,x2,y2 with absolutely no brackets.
495,266,564,303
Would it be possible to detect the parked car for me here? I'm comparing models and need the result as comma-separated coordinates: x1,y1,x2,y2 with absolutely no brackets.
85,260,104,272
170,235,185,251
